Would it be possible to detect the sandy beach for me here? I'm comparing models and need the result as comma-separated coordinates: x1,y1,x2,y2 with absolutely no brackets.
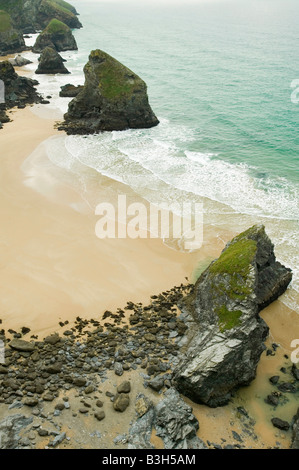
0,103,298,450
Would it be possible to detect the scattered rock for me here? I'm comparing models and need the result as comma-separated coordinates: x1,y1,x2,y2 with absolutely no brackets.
9,339,35,352
94,411,105,421
117,381,131,394
59,83,83,97
271,417,290,431
291,408,299,449
113,393,130,412
9,55,32,67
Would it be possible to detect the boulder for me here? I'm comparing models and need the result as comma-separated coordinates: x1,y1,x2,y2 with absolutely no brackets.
0,10,25,55
0,0,82,33
59,83,83,97
60,49,159,134
9,54,32,66
32,18,77,53
9,339,35,352
35,46,70,74
173,225,292,407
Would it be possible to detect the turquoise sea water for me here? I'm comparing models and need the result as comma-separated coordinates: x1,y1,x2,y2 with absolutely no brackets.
27,0,299,310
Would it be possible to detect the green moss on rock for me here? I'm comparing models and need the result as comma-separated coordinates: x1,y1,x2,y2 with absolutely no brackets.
216,305,243,332
43,18,69,34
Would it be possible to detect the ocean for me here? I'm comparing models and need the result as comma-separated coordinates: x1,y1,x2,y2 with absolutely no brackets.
23,0,299,312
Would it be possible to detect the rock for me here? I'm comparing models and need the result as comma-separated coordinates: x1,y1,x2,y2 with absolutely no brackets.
9,54,32,67
96,400,104,408
154,388,201,449
49,431,66,447
114,362,123,376
292,364,299,381
277,382,297,393
113,393,130,412
32,18,77,53
291,408,299,449
94,411,105,421
42,392,54,401
269,375,280,385
23,397,38,407
117,381,131,394
0,10,25,55
73,377,86,387
0,365,8,374
35,46,70,74
271,417,290,431
173,225,292,407
128,405,155,449
1,0,82,33
0,60,41,124
135,394,153,418
44,362,62,374
60,49,159,134
265,392,280,407
9,339,35,352
84,384,94,394
148,375,165,392
44,333,60,344
0,414,33,449
59,83,83,97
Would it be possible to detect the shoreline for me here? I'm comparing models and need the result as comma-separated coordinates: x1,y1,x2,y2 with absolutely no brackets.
0,100,298,450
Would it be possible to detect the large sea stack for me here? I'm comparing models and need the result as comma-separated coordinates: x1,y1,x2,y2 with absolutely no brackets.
173,225,292,407
35,46,70,74
0,10,25,55
60,49,159,134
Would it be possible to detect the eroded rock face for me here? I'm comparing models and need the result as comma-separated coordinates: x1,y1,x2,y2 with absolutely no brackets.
0,60,41,108
35,46,70,74
291,408,299,449
60,49,159,134
173,225,292,407
32,18,77,53
0,0,82,33
0,10,25,55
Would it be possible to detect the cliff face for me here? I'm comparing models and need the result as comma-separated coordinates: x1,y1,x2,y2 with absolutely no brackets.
60,49,159,134
0,10,25,55
173,225,292,407
0,0,82,33
32,18,78,53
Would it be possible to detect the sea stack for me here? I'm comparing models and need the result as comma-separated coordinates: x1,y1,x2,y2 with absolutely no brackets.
35,46,70,74
173,225,292,407
60,49,159,134
32,18,77,53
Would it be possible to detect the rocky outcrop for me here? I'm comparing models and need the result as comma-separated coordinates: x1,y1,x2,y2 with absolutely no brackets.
59,49,159,134
0,414,33,449
0,0,82,33
35,46,70,74
32,18,77,53
173,225,292,407
128,389,205,449
0,60,41,106
59,83,83,97
0,10,26,55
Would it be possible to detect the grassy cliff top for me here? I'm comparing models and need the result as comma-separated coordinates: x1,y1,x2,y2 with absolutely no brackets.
87,49,144,101
0,9,12,32
43,18,70,35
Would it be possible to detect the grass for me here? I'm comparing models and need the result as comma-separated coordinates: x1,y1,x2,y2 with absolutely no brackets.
0,9,11,32
89,50,142,101
216,305,243,332
43,18,70,35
